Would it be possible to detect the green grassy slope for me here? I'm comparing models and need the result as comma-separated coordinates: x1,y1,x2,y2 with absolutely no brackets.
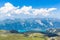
0,30,59,40
0,32,48,40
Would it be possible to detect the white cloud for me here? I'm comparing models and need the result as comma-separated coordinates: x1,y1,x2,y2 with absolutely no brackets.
48,8,57,12
0,2,57,19
20,6,32,14
6,13,11,17
0,2,16,13
32,8,49,16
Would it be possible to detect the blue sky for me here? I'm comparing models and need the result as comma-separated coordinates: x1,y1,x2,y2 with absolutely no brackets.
0,0,60,20
0,0,60,8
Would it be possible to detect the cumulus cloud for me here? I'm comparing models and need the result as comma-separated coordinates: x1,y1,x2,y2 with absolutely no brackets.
0,2,17,13
0,2,57,18
48,8,57,12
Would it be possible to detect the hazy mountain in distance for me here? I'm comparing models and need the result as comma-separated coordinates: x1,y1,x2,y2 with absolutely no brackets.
0,18,60,32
